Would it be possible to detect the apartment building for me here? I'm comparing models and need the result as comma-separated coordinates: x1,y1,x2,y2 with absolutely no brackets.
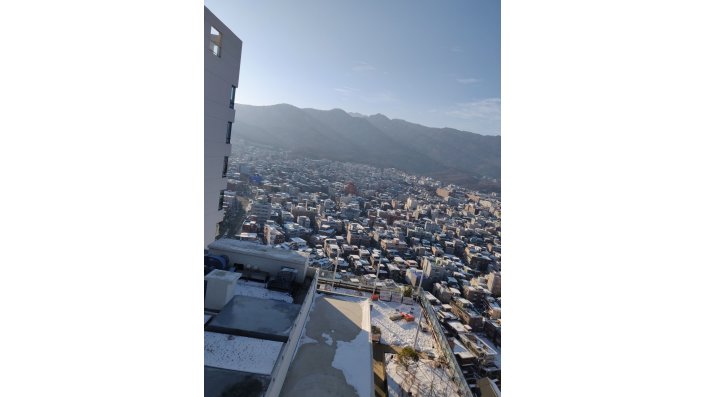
346,222,370,246
263,222,285,246
204,6,242,247
249,199,272,225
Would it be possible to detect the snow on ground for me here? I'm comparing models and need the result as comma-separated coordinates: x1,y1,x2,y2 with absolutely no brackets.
204,331,283,375
371,299,438,354
385,353,461,397
234,279,293,303
322,333,333,346
331,303,373,397
320,285,439,354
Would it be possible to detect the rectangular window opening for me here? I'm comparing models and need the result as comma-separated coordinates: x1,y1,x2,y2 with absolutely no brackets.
209,26,222,57
229,85,236,109
226,121,232,144
222,156,229,178
218,190,225,211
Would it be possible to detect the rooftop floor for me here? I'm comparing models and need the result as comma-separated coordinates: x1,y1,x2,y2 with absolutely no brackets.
204,366,270,397
207,295,301,342
280,295,372,397
204,331,283,374
371,299,437,355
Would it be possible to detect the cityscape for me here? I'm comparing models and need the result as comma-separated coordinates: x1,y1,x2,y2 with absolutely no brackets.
5,2,698,397
205,3,500,397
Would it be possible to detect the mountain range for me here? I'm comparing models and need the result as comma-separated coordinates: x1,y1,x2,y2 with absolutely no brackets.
233,103,501,191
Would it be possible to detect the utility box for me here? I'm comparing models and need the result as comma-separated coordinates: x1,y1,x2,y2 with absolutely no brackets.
204,270,241,311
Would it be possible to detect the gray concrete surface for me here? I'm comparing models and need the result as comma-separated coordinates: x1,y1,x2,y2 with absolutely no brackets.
207,295,301,341
204,366,270,397
280,295,369,397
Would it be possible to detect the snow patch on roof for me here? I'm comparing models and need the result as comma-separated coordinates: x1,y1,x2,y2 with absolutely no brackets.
331,329,372,397
204,332,282,375
371,299,437,354
234,279,293,303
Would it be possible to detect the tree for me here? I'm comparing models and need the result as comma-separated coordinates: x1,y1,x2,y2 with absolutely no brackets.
397,346,419,370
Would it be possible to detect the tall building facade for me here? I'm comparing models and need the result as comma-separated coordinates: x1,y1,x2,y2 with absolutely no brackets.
204,7,242,248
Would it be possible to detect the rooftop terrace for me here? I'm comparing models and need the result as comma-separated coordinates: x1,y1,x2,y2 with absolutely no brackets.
204,332,283,374
280,294,372,397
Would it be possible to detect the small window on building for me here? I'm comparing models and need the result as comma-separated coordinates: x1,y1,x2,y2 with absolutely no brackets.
226,121,232,144
222,156,229,178
218,190,225,211
229,85,236,108
209,26,222,57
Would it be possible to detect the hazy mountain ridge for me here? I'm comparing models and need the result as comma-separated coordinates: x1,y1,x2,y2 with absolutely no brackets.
233,103,500,191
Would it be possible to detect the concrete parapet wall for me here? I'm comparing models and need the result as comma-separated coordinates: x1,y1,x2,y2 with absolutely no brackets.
264,271,319,397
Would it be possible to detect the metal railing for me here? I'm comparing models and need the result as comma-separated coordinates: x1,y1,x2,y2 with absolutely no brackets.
418,292,475,397
317,271,401,292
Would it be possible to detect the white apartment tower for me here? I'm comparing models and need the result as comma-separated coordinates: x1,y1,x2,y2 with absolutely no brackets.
204,7,242,248
250,199,272,225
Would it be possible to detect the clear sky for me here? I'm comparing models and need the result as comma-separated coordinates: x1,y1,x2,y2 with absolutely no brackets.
205,0,500,135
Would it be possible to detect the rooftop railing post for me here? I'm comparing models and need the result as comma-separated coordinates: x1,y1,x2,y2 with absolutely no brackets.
413,269,425,350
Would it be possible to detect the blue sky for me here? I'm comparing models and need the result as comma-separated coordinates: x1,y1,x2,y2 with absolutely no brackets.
205,0,500,135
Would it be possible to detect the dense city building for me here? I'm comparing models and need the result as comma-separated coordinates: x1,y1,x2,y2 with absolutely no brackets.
207,141,502,395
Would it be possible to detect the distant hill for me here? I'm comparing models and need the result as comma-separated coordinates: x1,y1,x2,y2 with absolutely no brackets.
233,103,501,191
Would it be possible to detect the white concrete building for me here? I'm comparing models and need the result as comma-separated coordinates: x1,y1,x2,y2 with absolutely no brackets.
204,7,242,247
249,199,272,225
